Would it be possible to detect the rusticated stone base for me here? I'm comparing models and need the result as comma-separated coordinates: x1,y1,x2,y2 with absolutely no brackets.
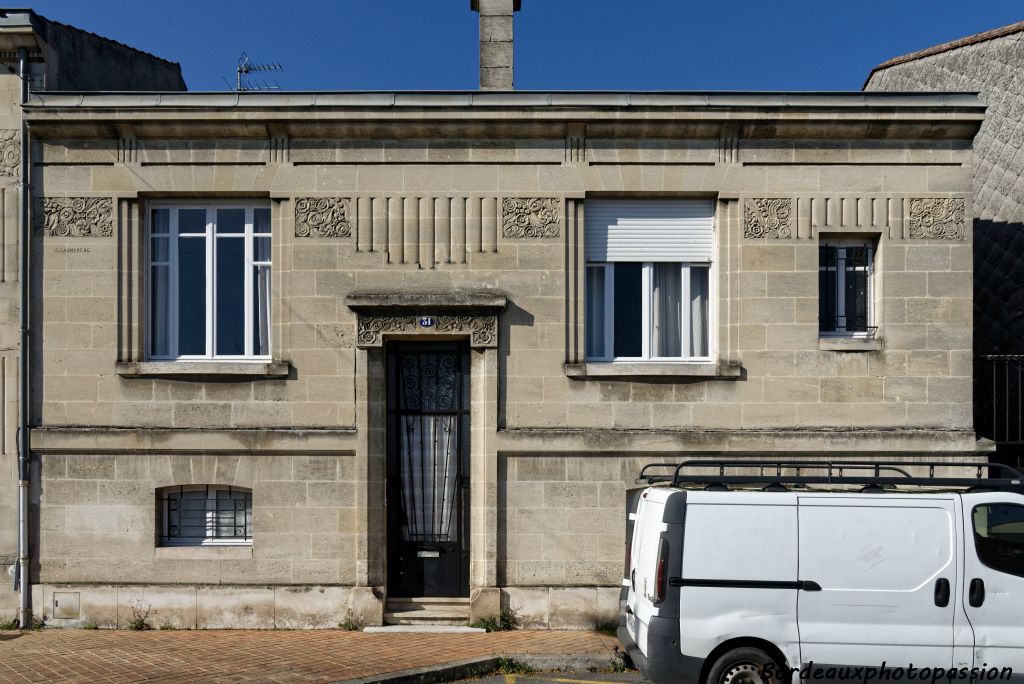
31,584,384,630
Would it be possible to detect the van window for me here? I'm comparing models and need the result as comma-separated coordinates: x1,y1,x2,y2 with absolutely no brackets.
973,504,1024,578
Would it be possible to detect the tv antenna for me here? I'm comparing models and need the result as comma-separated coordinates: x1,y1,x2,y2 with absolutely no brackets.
225,52,283,91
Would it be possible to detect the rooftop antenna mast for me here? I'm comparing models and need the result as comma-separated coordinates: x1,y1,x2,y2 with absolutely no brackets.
229,52,283,91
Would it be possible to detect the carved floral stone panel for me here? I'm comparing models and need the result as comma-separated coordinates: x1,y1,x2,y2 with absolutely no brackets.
744,198,792,239
0,130,20,178
355,313,498,348
908,198,966,240
502,197,561,238
34,197,113,237
294,197,352,238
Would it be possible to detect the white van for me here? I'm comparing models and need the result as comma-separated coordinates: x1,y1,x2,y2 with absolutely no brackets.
618,460,1024,684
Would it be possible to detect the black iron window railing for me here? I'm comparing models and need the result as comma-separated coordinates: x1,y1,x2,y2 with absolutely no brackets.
819,242,876,336
159,485,252,546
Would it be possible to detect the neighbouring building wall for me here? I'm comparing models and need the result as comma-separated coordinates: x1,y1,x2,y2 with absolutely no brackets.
22,94,983,627
865,23,1024,452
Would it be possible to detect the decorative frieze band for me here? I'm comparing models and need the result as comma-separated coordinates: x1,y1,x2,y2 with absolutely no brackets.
907,198,966,240
502,197,561,238
34,197,113,237
355,313,498,348
294,197,352,238
0,130,20,178
744,198,792,239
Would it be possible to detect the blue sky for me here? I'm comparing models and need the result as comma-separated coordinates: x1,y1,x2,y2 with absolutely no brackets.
25,1,1024,91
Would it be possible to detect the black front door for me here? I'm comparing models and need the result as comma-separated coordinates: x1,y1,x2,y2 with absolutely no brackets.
386,343,470,598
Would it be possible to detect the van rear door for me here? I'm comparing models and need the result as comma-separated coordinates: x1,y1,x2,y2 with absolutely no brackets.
797,495,957,669
625,489,667,655
960,491,1024,674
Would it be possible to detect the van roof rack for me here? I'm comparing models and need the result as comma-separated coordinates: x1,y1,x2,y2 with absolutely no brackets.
637,460,1024,491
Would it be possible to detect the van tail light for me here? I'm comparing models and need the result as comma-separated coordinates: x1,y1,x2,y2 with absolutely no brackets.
655,538,669,603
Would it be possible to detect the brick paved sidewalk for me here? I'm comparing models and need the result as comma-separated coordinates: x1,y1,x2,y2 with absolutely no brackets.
0,629,622,683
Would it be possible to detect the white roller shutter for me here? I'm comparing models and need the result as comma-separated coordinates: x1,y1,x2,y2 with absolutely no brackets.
584,199,714,262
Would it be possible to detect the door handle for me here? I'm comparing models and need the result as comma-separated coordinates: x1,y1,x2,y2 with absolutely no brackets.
934,578,950,607
969,578,985,608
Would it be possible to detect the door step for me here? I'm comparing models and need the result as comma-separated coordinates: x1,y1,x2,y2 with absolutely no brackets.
384,597,471,626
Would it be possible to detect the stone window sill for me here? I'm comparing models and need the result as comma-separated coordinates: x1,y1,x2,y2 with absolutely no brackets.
116,361,291,379
154,546,253,560
818,337,883,352
565,361,742,379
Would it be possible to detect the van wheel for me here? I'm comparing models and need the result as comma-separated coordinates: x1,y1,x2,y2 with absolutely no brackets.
706,647,785,684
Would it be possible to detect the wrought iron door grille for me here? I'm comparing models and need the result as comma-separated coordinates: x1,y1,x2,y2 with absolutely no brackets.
387,347,469,545
976,355,1024,445
819,243,876,335
159,485,252,545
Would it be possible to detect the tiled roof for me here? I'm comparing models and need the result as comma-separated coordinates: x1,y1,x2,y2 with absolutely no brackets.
867,20,1024,79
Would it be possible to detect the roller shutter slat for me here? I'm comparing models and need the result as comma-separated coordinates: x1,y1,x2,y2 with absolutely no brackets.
585,199,714,262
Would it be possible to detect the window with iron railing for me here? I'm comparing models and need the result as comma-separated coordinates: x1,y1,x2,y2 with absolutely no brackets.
819,240,876,337
158,485,252,546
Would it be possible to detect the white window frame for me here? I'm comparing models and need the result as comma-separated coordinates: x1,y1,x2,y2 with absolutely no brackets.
818,239,875,338
159,485,253,547
147,202,272,360
585,261,714,363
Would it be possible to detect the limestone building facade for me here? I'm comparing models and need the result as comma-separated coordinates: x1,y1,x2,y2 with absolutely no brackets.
1,4,986,628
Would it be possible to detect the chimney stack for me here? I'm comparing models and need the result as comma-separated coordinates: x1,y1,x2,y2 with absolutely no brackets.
471,0,521,90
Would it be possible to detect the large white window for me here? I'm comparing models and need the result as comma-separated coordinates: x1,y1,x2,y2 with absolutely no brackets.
818,239,875,337
149,205,271,359
584,199,714,362
158,485,253,547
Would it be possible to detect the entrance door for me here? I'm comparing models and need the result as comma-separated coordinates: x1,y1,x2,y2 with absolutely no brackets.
386,343,470,598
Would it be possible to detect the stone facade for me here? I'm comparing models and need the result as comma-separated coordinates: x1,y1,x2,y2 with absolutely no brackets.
0,11,988,630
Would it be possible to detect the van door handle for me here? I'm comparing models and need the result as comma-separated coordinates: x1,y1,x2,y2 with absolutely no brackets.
934,578,950,607
969,578,985,608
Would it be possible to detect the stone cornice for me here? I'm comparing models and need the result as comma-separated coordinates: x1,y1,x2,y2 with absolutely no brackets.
30,427,357,454
23,92,985,142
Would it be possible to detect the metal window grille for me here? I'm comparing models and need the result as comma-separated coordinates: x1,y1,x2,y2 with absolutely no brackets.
159,485,252,546
819,243,875,335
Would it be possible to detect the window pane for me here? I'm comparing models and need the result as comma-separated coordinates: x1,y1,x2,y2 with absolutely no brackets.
844,247,869,332
689,267,710,357
151,208,170,235
150,264,170,357
177,236,206,355
216,208,245,234
216,237,245,356
179,208,206,234
151,236,169,263
253,265,271,356
585,266,606,359
652,264,682,357
973,504,1024,578
254,207,271,234
613,263,643,358
254,237,272,263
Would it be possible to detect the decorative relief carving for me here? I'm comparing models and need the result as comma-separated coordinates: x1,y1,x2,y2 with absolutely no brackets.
502,197,561,238
434,315,498,346
355,313,498,347
294,197,352,238
34,197,113,237
908,198,966,240
744,198,792,238
0,130,20,177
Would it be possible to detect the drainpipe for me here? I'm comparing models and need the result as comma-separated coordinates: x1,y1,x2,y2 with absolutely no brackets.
16,45,31,629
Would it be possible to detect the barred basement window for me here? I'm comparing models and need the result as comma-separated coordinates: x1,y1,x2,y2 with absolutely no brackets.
158,485,253,546
819,239,876,337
